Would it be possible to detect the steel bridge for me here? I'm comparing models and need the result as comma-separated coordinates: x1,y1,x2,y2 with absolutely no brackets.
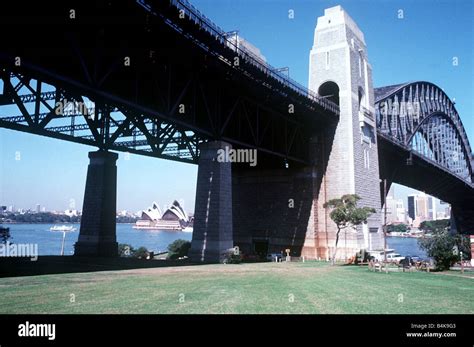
0,0,473,259
375,82,474,233
0,0,338,167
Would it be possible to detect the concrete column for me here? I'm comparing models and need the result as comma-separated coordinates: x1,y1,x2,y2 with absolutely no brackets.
189,141,233,262
75,150,118,257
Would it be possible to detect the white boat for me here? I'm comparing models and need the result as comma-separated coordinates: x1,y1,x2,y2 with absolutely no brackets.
50,225,76,232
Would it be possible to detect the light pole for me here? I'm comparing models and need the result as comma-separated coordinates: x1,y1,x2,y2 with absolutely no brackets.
60,231,66,256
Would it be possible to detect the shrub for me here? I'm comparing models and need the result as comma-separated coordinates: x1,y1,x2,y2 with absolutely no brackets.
0,226,11,243
222,247,242,264
118,243,135,257
418,230,470,270
167,239,191,260
134,247,150,259
118,244,151,259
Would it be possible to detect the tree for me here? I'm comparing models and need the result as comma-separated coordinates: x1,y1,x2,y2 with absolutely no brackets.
118,244,152,259
323,194,376,265
134,247,150,259
418,223,470,270
0,226,11,243
387,223,409,233
118,243,136,257
419,219,450,233
167,239,191,260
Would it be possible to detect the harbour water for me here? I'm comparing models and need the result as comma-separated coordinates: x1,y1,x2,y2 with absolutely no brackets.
7,223,192,256
387,236,428,258
5,223,427,258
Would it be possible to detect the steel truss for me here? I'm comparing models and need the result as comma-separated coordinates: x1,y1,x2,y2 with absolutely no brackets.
375,81,473,184
0,70,201,163
0,67,314,165
0,0,337,166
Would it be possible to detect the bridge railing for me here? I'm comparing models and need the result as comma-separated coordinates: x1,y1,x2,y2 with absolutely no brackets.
144,0,339,115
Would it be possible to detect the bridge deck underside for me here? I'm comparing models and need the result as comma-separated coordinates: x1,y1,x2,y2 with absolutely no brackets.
0,0,337,166
378,136,474,233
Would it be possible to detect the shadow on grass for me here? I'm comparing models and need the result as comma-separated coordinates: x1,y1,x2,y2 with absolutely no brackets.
0,256,208,278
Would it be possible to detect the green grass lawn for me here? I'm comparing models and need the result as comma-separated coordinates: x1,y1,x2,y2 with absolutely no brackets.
0,261,473,314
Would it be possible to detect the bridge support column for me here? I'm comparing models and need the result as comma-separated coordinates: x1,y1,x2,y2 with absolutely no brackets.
309,6,384,257
189,141,233,262
75,150,118,257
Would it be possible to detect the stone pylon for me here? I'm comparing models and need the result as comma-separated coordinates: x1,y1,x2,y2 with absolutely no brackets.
308,6,384,259
189,141,234,262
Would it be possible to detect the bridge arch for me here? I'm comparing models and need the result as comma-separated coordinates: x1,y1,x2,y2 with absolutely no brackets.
375,81,473,184
407,112,472,181
318,81,340,106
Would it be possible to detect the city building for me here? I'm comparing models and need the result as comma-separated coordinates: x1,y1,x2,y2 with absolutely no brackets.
407,193,438,227
385,195,406,224
64,209,78,217
436,211,448,220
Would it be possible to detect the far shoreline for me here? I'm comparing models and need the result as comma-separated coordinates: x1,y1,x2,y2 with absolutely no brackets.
2,222,137,224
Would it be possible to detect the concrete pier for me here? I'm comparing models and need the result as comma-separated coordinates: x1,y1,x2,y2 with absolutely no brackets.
75,150,118,257
189,141,233,262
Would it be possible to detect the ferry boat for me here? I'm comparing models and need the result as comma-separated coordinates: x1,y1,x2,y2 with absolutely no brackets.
182,226,193,232
50,225,76,232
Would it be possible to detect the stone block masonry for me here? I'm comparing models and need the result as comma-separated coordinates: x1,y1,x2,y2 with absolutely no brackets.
308,6,384,257
75,151,118,257
232,166,316,258
189,141,234,262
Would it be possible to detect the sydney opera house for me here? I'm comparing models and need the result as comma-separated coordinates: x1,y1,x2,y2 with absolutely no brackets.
134,200,192,230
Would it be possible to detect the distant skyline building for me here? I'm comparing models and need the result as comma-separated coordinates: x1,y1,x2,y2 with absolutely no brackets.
436,211,448,220
64,209,78,217
36,204,40,213
407,195,416,221
385,195,406,224
407,193,438,227
395,200,406,223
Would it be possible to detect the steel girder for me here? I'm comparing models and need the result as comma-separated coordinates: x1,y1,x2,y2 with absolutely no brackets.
0,0,337,166
0,70,201,163
0,66,313,165
375,81,473,185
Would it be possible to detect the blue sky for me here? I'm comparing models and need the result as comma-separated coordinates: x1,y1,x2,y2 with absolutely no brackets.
0,0,472,213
